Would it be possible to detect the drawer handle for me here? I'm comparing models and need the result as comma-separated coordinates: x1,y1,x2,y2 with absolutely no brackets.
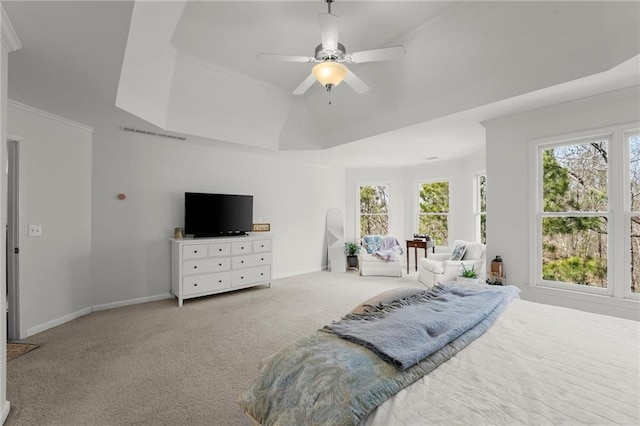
194,250,198,253
193,266,198,269
240,276,244,280
241,260,244,264
260,273,264,276
218,280,222,283
218,248,222,252
261,257,264,261
261,244,264,248
194,283,198,287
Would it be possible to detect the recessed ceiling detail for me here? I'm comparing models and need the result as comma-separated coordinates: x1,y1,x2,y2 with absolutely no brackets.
113,0,640,155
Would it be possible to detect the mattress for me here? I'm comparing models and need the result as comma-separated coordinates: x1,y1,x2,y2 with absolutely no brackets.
361,298,640,425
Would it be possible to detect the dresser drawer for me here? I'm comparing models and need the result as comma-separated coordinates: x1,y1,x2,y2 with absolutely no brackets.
182,244,207,260
183,258,231,275
232,252,272,269
231,265,270,287
252,240,271,253
231,241,252,255
183,272,231,296
207,242,231,257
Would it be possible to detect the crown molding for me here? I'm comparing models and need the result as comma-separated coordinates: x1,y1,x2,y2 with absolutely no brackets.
1,6,21,52
8,99,94,134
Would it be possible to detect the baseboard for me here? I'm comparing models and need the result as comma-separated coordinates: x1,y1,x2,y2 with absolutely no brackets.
25,294,173,337
272,267,325,280
1,400,10,424
92,293,172,312
26,306,92,337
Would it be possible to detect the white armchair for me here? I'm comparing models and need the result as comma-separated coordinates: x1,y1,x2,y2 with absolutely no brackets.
417,240,486,287
358,235,403,277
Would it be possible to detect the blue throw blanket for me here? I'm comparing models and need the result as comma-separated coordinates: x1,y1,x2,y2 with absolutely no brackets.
325,284,518,370
238,284,520,426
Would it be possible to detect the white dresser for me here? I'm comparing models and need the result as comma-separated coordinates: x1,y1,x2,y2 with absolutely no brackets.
170,234,272,306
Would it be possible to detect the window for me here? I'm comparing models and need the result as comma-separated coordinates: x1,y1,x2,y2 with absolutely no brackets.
359,184,389,236
540,140,608,290
532,123,640,301
417,181,449,246
628,132,640,295
476,174,487,244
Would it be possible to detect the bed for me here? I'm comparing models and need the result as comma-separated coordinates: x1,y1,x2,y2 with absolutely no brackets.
238,284,640,426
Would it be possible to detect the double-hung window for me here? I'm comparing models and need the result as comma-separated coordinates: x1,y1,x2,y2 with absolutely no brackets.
417,181,449,246
359,184,389,237
532,123,640,300
627,131,640,297
476,174,487,244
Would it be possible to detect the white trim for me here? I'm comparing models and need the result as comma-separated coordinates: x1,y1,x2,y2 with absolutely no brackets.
26,307,92,337
92,293,172,312
529,121,640,302
356,182,391,241
7,99,94,134
1,7,21,52
1,400,10,424
415,178,451,245
7,134,27,340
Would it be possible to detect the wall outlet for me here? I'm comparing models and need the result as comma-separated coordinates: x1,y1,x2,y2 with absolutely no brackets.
28,224,42,237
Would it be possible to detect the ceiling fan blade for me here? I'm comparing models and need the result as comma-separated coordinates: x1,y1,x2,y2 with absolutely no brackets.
346,45,405,63
318,13,339,51
257,53,315,63
292,73,317,95
344,70,370,94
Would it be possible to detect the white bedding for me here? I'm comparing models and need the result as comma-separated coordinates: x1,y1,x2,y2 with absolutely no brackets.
361,298,640,426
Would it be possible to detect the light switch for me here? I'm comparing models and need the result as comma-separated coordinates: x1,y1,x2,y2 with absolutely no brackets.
28,224,42,237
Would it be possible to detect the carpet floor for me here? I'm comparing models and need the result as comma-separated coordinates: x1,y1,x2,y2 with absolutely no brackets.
6,270,422,425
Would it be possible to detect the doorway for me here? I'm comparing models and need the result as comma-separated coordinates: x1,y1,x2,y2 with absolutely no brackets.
6,139,20,341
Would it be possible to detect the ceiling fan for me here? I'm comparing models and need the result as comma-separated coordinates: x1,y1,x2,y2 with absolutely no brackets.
257,0,405,96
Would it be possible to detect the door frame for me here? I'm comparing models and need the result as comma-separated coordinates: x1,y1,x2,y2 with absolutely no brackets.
6,136,25,340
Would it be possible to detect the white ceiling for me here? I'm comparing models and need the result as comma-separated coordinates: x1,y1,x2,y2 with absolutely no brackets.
4,1,640,168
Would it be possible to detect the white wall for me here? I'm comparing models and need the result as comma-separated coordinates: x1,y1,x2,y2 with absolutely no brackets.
91,132,345,308
7,102,93,336
483,86,640,319
345,152,486,270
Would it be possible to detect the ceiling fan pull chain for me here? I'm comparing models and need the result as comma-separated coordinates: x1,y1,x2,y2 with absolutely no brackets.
327,85,333,105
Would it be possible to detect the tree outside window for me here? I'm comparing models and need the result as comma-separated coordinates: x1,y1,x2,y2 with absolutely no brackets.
477,174,486,244
360,185,389,236
629,133,640,293
418,181,449,246
541,140,608,288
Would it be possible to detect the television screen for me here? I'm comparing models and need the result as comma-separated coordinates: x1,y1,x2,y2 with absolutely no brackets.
184,192,253,238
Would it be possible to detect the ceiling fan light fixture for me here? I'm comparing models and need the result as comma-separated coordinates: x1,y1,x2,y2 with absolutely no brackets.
312,61,348,88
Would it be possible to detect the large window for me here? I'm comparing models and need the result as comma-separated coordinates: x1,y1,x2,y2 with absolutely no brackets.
533,124,640,300
359,184,389,236
629,132,640,294
476,174,486,244
417,181,449,246
540,140,608,289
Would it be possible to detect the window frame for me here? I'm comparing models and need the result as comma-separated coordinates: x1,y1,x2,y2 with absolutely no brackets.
415,178,450,246
624,129,640,300
475,172,487,244
529,123,640,301
356,182,391,241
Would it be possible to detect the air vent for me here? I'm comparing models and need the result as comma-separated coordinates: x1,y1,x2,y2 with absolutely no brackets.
120,126,187,141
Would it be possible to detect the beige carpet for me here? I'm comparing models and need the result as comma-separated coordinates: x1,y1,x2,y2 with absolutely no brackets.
6,343,39,362
6,270,422,425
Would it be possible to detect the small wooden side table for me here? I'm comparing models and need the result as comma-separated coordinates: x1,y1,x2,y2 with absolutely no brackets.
406,239,434,274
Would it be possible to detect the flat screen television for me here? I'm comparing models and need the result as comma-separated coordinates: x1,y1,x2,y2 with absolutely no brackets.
184,192,253,238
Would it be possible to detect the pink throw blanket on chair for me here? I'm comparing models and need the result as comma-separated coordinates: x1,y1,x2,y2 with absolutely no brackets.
374,236,403,261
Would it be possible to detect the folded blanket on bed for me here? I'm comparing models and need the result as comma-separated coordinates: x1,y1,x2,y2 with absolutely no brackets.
325,284,518,370
238,284,520,426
